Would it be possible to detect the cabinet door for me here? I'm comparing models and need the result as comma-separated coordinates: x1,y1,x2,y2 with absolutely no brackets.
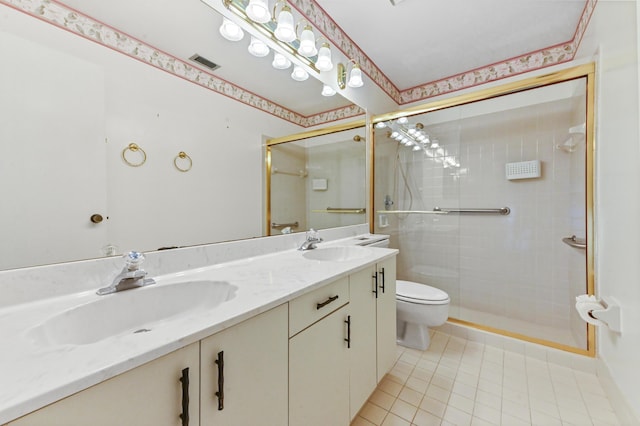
289,304,350,426
348,265,377,420
376,257,397,381
200,304,288,426
9,343,200,426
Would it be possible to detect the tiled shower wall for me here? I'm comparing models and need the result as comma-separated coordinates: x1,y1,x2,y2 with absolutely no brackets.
375,91,587,349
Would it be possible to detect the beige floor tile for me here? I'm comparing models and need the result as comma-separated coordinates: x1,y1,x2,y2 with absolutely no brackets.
398,385,423,407
351,415,377,426
412,409,442,426
381,413,411,426
360,402,388,425
369,389,396,411
390,398,418,422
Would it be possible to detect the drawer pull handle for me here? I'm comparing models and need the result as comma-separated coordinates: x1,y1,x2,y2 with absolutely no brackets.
372,272,378,299
215,351,224,411
316,295,339,310
179,368,190,426
379,267,386,293
345,315,351,348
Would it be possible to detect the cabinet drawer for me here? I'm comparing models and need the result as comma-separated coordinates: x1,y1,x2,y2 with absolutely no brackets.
289,276,349,337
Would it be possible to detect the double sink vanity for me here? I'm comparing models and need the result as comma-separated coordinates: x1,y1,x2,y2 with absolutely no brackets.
0,229,397,425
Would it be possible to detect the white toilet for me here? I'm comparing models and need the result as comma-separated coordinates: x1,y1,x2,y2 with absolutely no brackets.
360,236,450,350
396,280,450,350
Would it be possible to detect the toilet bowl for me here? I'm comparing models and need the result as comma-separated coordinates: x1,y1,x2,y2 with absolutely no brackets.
396,280,450,350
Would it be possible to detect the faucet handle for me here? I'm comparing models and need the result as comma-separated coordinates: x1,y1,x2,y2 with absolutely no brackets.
123,251,145,270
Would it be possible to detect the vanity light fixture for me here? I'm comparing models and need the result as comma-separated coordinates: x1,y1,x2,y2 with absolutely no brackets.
315,42,333,72
297,23,318,57
220,0,362,89
273,2,295,42
248,35,269,57
272,52,292,69
337,59,365,89
291,65,309,81
321,84,336,96
219,17,244,41
245,0,270,23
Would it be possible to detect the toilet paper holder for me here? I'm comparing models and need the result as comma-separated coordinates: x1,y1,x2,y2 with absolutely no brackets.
575,295,622,333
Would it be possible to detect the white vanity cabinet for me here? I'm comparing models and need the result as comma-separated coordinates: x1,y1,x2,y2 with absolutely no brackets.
200,304,288,426
8,342,200,426
376,257,397,380
347,257,397,420
289,276,351,426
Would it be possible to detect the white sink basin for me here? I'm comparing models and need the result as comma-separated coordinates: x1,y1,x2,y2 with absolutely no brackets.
27,280,237,346
302,246,372,262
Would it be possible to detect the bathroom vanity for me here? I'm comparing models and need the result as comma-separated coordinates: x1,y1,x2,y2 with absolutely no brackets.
0,233,397,425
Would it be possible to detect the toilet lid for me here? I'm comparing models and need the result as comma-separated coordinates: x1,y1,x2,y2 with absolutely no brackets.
396,280,449,303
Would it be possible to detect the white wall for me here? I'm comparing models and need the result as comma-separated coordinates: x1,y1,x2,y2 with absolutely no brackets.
0,6,300,268
575,0,640,419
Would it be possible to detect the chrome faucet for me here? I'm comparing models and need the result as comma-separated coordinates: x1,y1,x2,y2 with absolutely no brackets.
298,229,323,251
97,251,156,295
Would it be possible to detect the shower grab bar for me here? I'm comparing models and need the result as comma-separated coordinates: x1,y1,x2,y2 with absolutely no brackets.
272,221,299,229
376,210,449,215
433,207,511,215
562,235,586,249
271,167,308,178
312,208,366,214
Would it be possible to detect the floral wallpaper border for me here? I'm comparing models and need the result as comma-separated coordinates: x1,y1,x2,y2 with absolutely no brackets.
0,0,364,127
1,0,595,124
291,0,597,105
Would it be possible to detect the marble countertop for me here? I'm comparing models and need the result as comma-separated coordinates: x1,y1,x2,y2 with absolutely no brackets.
0,235,396,424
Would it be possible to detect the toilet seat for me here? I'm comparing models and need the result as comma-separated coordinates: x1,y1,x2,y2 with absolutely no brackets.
396,280,449,305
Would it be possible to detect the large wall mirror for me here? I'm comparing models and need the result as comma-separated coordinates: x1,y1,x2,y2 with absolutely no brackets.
371,63,595,355
0,2,360,272
266,121,367,236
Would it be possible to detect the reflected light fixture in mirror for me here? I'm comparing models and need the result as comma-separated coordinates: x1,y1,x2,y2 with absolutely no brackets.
248,35,269,57
291,65,309,81
375,119,461,168
272,52,292,69
321,84,336,96
315,42,333,71
219,17,245,41
297,23,318,57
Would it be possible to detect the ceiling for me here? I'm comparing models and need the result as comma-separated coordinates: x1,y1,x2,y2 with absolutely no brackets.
46,0,588,122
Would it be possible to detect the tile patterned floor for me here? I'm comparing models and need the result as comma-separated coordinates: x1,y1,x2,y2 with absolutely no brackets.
351,332,620,426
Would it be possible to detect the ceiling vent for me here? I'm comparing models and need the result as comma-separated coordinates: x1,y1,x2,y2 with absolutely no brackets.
189,54,220,71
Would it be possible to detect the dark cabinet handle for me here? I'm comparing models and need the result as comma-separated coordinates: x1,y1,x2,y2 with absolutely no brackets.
344,315,351,348
372,272,378,299
179,368,189,426
379,267,386,293
215,351,224,411
316,295,339,310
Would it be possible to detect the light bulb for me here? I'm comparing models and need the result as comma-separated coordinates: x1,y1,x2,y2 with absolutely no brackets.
246,0,270,23
315,43,333,71
412,145,422,151
274,6,295,42
297,25,317,57
248,36,269,57
375,122,386,129
390,131,400,138
397,117,408,124
219,17,244,41
430,140,439,148
291,65,309,81
272,52,291,69
347,64,364,87
321,84,336,96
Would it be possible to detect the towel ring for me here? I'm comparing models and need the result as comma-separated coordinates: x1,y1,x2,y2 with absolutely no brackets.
122,143,147,167
174,151,192,172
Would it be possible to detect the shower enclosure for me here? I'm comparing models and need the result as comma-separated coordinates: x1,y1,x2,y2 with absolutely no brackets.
373,65,594,354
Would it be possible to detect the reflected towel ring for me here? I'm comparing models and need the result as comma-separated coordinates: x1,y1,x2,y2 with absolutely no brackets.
174,151,192,172
122,143,147,167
